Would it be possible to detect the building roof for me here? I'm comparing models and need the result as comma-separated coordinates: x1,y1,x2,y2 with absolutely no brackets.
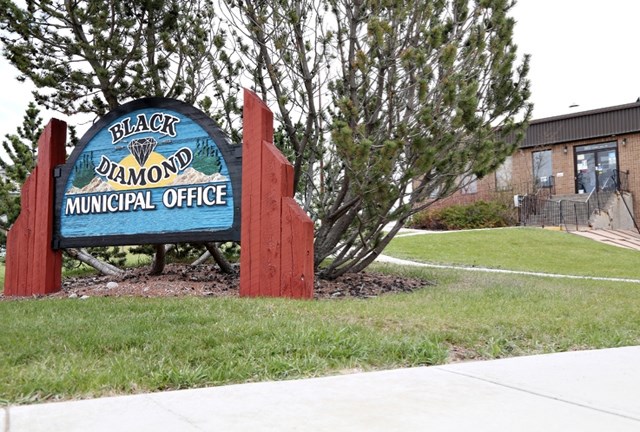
521,101,640,148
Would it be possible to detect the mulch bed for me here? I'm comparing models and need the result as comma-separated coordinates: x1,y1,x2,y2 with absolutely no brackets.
48,263,431,299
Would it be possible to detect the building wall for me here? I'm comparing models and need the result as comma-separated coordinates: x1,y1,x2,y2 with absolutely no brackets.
424,133,640,223
618,134,640,221
425,168,525,212
426,175,499,211
511,134,640,223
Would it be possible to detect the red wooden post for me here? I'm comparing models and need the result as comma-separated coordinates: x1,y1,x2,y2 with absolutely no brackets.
23,173,38,296
4,119,67,296
240,90,314,298
259,143,290,296
240,90,273,297
281,199,314,298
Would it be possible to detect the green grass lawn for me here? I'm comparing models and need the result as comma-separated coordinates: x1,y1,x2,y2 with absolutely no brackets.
1,228,639,404
1,263,639,405
385,227,640,279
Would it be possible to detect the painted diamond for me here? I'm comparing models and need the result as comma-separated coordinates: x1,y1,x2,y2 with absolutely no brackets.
128,137,157,166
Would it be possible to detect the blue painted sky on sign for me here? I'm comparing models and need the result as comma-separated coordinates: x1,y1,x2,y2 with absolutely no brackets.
59,107,234,239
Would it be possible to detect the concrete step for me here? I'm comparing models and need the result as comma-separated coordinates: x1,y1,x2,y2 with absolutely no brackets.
551,193,590,202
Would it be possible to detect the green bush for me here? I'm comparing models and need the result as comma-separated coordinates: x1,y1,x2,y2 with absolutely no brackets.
409,200,517,230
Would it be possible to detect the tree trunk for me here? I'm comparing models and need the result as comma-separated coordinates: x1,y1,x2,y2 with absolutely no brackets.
191,250,211,266
204,243,234,273
65,248,124,277
149,244,166,275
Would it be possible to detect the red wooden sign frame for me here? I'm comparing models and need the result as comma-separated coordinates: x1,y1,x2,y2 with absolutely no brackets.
240,90,314,298
4,120,66,296
3,91,314,298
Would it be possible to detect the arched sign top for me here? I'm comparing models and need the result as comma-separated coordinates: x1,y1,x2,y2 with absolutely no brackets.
54,97,242,248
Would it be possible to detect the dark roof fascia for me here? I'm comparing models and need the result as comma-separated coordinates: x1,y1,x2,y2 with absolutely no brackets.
528,102,640,125
520,101,640,149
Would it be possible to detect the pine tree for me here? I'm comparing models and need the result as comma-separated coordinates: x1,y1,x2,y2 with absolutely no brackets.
1,0,532,279
0,0,238,116
0,102,43,245
226,0,532,278
0,0,239,273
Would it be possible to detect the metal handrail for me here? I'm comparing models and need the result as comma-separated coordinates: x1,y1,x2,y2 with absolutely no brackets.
613,169,630,192
612,170,638,233
519,172,630,231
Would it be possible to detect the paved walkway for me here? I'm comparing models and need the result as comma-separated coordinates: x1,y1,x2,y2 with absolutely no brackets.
377,254,640,284
4,346,640,431
570,228,640,251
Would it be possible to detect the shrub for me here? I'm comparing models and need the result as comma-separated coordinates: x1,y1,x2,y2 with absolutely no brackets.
408,200,517,230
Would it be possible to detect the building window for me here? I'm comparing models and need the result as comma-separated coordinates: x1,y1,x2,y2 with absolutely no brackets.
532,150,552,188
461,174,478,195
495,156,512,191
429,185,441,200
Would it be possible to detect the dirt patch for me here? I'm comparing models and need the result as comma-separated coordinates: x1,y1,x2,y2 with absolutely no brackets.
49,263,431,299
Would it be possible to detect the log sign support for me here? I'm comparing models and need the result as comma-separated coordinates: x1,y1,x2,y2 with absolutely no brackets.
4,120,67,296
240,89,314,298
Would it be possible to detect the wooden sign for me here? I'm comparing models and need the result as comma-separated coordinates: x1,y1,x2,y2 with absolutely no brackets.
53,98,241,248
5,92,313,298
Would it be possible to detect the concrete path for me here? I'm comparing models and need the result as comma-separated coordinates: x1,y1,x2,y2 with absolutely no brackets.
377,254,640,284
3,346,640,431
570,229,640,251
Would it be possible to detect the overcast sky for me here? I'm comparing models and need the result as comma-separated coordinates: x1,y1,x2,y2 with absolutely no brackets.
514,0,640,119
1,0,640,150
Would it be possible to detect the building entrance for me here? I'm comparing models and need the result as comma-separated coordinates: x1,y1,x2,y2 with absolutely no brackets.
574,142,618,194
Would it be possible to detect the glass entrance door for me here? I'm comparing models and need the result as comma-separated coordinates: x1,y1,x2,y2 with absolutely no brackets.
576,152,596,193
574,142,618,194
596,149,618,191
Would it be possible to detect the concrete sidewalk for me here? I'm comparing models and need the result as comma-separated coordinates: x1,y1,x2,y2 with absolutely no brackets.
570,229,640,251
3,346,640,431
377,254,640,284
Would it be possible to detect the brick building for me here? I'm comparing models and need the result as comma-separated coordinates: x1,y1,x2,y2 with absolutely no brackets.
429,101,640,226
